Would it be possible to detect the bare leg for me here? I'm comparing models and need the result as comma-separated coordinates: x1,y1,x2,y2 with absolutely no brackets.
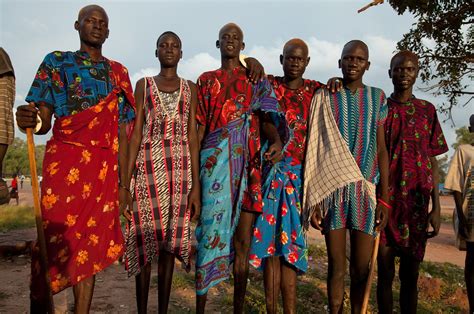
158,250,175,314
196,293,207,314
280,260,297,314
349,230,374,314
263,256,281,314
233,210,255,314
466,242,474,314
0,144,7,177
325,228,347,314
377,244,396,313
398,251,420,314
73,275,95,314
136,263,152,314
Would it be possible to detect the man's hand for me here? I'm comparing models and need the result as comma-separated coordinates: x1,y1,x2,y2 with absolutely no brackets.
16,103,39,129
264,140,283,164
119,187,132,221
326,77,343,93
188,186,201,222
426,208,441,238
310,206,324,232
375,202,389,231
244,57,265,83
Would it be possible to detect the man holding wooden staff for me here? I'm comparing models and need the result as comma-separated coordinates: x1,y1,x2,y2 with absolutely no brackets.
16,4,135,312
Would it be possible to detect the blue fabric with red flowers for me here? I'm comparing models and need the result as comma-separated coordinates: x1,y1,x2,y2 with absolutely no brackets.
250,158,308,273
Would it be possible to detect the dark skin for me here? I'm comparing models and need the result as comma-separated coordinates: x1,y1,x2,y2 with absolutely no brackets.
196,23,282,314
262,39,309,314
15,5,122,314
377,52,441,314
310,40,389,314
125,33,201,314
451,115,474,313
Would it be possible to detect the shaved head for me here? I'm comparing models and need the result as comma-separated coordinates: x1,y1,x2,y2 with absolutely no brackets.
390,50,419,69
283,38,309,56
219,23,243,40
78,4,108,22
342,40,369,59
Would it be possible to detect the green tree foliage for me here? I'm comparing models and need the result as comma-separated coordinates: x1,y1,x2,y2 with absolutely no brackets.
452,126,474,150
3,138,45,177
436,154,448,183
387,0,473,115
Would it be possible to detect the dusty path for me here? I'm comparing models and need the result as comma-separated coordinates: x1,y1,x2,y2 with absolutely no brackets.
0,189,467,312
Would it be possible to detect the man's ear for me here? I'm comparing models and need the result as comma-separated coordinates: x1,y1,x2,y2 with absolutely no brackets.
241,42,245,50
106,29,109,39
180,50,183,60
338,59,342,69
280,54,283,65
366,61,371,71
74,21,79,31
216,40,220,48
388,68,392,79
306,57,310,67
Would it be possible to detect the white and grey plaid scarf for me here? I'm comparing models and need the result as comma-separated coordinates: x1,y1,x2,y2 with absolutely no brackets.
302,89,376,230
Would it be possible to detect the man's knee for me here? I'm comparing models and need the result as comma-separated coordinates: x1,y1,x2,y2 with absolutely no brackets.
328,262,346,281
234,234,251,255
399,263,420,284
350,263,370,285
378,264,395,284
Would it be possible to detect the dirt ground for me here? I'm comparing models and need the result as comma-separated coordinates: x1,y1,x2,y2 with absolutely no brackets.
0,184,467,313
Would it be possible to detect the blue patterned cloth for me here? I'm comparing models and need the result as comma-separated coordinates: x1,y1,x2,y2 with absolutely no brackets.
26,51,134,122
250,159,308,273
195,79,282,295
323,86,388,235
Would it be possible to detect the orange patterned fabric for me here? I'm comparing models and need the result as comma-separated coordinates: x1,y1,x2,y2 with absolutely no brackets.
30,61,134,300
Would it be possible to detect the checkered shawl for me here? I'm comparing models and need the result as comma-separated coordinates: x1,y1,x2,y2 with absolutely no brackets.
302,89,376,230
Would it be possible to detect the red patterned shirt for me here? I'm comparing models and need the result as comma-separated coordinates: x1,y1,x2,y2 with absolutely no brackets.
268,76,323,164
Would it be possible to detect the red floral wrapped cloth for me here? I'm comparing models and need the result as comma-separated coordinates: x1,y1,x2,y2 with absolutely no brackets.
30,61,134,301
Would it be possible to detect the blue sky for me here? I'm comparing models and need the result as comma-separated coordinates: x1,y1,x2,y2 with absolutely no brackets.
1,0,470,155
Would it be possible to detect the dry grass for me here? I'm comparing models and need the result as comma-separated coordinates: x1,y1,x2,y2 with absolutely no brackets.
0,205,35,232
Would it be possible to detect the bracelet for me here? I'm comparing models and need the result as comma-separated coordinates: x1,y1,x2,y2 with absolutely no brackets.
377,198,392,210
18,113,43,134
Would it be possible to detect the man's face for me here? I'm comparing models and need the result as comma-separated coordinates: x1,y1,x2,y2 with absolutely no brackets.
281,44,309,81
217,25,244,58
339,43,370,83
75,9,109,49
156,34,182,67
389,57,419,92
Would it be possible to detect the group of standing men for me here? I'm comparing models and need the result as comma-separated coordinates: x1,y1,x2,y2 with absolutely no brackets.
14,4,473,314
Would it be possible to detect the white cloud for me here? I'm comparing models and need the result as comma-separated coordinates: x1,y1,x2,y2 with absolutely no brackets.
130,53,220,84
178,53,220,81
23,18,48,34
247,44,283,75
130,67,159,86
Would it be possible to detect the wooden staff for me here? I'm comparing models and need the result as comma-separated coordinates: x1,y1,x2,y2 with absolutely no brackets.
26,128,55,312
358,0,384,13
361,232,380,313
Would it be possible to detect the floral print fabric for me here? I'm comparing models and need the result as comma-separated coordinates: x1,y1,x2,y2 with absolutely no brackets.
26,50,134,123
250,77,322,273
381,97,448,260
195,68,281,295
29,58,135,300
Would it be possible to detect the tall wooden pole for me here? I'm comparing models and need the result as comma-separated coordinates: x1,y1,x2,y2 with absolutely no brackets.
361,233,380,313
26,128,54,313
